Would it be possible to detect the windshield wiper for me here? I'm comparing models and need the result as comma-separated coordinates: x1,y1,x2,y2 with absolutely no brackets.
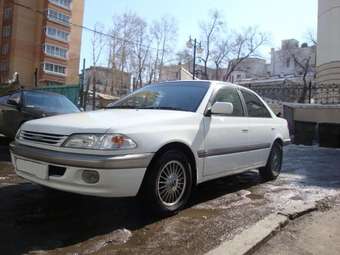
106,105,138,109
107,105,187,111
140,106,187,111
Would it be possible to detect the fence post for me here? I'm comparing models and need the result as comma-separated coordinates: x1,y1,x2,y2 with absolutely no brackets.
308,81,312,104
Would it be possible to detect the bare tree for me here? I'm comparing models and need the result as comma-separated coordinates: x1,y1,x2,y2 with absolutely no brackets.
198,9,223,79
211,39,231,80
305,28,317,46
107,12,142,95
290,53,313,103
223,27,268,81
150,15,178,81
132,17,151,88
89,23,105,110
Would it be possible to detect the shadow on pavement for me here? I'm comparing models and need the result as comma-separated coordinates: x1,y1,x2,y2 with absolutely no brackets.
281,145,340,189
0,137,11,162
0,170,262,255
1,145,340,254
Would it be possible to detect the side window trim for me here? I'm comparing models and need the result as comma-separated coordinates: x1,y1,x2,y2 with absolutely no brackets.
209,86,245,117
240,89,272,118
237,88,248,117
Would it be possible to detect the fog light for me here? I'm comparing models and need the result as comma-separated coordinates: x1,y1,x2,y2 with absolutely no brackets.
82,170,99,184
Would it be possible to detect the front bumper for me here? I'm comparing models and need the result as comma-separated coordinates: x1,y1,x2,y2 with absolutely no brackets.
10,142,154,197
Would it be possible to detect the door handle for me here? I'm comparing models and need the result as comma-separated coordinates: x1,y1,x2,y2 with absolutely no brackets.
241,129,249,133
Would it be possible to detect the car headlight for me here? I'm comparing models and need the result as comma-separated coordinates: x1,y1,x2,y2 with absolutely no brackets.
62,134,137,150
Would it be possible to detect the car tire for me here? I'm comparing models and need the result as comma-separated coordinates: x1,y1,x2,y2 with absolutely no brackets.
259,142,283,181
141,150,193,214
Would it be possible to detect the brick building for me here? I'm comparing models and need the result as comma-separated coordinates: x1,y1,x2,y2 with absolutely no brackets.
0,0,84,87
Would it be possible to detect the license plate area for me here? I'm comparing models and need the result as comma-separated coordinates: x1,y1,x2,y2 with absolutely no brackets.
16,158,48,180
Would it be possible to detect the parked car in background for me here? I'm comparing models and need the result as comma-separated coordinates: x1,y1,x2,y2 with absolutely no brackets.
0,90,80,139
10,81,290,214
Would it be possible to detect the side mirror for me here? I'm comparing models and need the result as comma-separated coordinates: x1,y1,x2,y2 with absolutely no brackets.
211,102,234,115
276,112,282,117
7,97,21,107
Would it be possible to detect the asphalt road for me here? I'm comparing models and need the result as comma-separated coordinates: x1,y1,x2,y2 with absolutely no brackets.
1,141,340,255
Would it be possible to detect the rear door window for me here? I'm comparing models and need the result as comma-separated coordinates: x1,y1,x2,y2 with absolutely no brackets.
241,90,271,118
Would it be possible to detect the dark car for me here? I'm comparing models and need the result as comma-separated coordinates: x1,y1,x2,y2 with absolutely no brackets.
0,90,80,139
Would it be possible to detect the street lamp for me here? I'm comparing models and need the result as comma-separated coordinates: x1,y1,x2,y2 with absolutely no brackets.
186,36,203,80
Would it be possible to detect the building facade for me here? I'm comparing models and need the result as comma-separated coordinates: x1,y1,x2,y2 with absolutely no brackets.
84,66,132,96
317,0,340,84
270,39,316,78
0,0,84,87
227,58,268,83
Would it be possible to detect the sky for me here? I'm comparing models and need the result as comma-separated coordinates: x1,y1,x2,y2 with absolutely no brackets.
80,0,318,68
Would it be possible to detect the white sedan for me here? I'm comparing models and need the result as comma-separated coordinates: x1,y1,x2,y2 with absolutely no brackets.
10,81,290,213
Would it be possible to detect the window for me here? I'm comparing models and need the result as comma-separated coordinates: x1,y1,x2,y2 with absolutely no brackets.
0,62,8,72
43,62,66,75
46,26,69,42
2,25,11,38
49,0,72,9
47,9,70,25
23,91,79,114
213,87,244,116
44,44,68,59
286,57,291,68
4,7,12,19
1,43,9,55
241,90,271,118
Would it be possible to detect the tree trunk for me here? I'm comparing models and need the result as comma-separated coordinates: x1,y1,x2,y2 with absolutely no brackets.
298,75,308,103
92,68,96,110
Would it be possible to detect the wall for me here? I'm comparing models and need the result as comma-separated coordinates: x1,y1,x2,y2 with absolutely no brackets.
317,0,340,84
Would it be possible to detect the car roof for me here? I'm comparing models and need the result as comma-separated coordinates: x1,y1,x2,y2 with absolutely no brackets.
6,89,64,97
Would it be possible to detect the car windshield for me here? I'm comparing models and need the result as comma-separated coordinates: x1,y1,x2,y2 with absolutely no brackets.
108,82,209,112
23,91,80,114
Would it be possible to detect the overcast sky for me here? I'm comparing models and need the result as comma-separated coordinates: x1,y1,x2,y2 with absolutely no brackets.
80,0,318,67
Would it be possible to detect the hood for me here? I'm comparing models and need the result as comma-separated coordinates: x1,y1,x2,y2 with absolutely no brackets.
21,109,199,135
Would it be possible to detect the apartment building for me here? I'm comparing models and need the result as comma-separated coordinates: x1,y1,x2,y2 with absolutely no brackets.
0,0,84,87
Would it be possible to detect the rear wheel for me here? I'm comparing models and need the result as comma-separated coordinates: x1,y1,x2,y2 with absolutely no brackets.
259,142,283,181
141,150,193,214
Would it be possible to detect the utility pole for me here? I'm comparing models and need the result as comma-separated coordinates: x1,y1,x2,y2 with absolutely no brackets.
186,37,203,80
92,67,96,111
79,58,85,108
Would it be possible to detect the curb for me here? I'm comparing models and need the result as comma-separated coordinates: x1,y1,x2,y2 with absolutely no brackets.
206,202,317,255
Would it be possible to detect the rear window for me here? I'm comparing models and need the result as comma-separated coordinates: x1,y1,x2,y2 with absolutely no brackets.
23,91,79,114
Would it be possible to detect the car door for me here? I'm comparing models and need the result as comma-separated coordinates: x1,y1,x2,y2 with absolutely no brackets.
203,86,250,177
1,92,26,138
240,89,275,167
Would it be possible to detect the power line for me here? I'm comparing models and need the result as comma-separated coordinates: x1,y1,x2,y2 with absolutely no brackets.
8,0,161,52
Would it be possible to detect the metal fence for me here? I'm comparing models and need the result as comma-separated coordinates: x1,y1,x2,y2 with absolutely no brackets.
242,83,340,104
34,84,80,105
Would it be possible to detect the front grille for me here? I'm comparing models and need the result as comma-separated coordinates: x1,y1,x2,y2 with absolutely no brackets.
19,130,68,146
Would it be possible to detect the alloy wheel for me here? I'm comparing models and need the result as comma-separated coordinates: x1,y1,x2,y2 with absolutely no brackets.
157,160,187,207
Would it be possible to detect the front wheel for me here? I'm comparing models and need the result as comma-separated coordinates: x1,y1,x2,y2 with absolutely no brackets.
259,142,283,181
141,150,193,214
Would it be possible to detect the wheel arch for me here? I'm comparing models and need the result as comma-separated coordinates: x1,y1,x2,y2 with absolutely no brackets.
272,137,284,148
143,142,198,187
